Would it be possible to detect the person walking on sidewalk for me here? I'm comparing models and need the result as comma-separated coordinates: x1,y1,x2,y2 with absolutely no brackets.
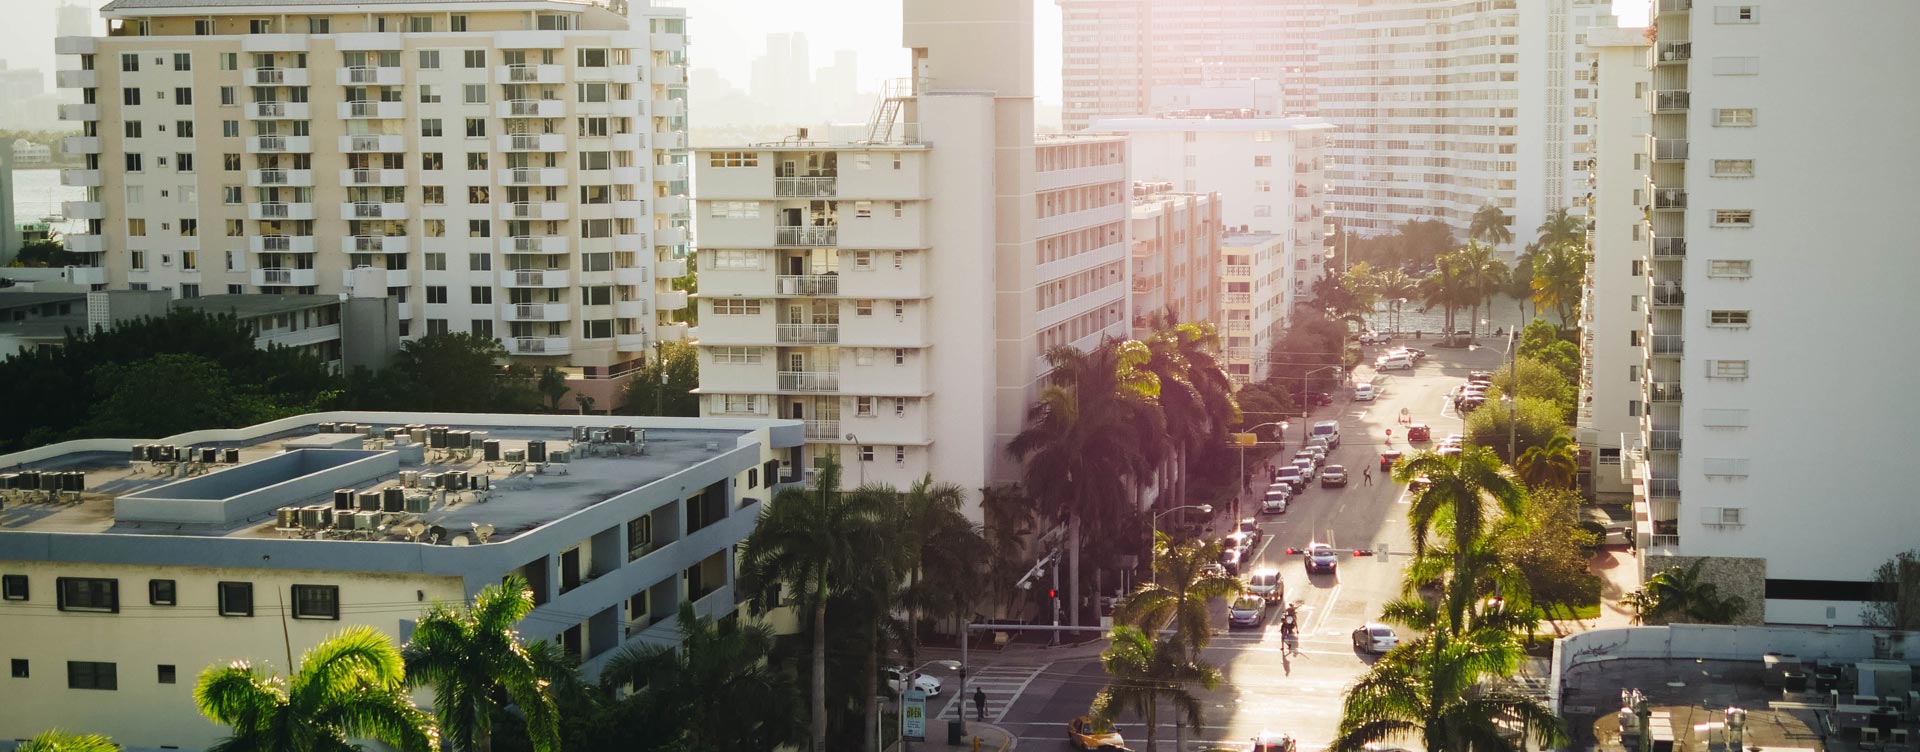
974,686,987,721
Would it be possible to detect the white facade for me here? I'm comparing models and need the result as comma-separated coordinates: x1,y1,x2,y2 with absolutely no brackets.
1218,232,1290,383
1628,0,1920,625
54,0,692,371
1319,0,1616,241
1128,188,1222,338
1578,27,1648,503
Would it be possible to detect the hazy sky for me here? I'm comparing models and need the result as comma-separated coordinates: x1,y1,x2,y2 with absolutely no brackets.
3,0,1647,105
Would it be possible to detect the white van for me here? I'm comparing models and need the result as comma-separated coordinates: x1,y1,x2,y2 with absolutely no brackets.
1376,353,1414,371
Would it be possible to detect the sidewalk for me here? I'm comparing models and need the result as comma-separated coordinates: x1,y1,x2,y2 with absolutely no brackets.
885,722,1016,751
1542,547,1643,636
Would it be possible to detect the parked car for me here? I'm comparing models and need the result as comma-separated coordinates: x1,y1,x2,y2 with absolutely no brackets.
1219,547,1244,575
1294,449,1323,470
1245,568,1284,603
1291,457,1316,482
1228,595,1267,628
1305,543,1339,574
1261,492,1290,515
1352,623,1400,654
1468,370,1493,381
1312,420,1342,448
1404,347,1427,361
1223,531,1255,557
1293,389,1334,407
1273,465,1305,491
1306,444,1329,466
1376,354,1414,371
1407,424,1431,442
1320,464,1348,487
887,667,942,696
1359,330,1391,345
1354,383,1376,401
1236,518,1262,544
1250,732,1300,752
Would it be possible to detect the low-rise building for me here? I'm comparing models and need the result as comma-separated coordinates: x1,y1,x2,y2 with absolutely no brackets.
0,411,800,749
0,290,399,372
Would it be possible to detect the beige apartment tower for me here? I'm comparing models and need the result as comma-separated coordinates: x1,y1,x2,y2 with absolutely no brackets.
55,0,692,382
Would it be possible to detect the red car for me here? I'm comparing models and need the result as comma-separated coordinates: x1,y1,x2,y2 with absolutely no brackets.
1407,424,1431,443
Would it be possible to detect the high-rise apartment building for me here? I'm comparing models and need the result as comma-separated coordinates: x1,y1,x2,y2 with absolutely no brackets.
1218,231,1292,383
1057,0,1344,129
1578,27,1648,505
1319,0,1616,240
53,0,692,380
1128,186,1221,338
1624,0,1920,625
695,0,1132,495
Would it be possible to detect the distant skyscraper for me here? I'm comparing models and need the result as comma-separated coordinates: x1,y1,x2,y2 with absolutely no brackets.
818,50,860,121
56,2,92,40
749,33,818,121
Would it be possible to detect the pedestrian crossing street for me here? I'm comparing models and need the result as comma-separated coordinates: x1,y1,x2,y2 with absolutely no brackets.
935,662,1047,722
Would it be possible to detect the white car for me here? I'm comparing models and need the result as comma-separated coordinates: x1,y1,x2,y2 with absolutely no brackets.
1352,623,1400,654
1353,384,1376,401
887,667,941,696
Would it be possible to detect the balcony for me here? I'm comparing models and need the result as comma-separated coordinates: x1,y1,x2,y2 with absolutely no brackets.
657,258,688,278
500,133,566,152
776,226,838,247
344,235,408,254
657,226,688,246
651,64,686,86
246,135,311,154
246,101,309,120
501,99,565,119
64,234,103,253
56,69,96,88
1652,90,1690,113
341,168,406,187
654,195,689,216
776,275,839,296
653,130,687,150
1647,382,1683,403
249,202,315,221
1652,189,1688,210
1650,334,1684,356
55,36,96,55
249,169,314,187
1132,275,1162,292
340,134,404,153
343,202,408,220
504,303,572,322
776,323,839,344
1652,138,1689,162
61,201,104,220
58,103,97,121
1222,292,1251,306
1223,264,1252,278
505,268,570,288
505,236,568,254
1651,286,1685,307
778,371,840,392
336,66,403,86
500,167,567,186
656,290,688,310
342,267,409,288
1657,42,1692,64
1648,429,1683,452
252,267,317,287
250,235,316,253
505,336,571,356
241,34,310,53
1655,0,1691,14
1652,237,1686,258
1225,320,1251,334
500,64,563,84
775,176,837,198
340,101,404,120
803,419,841,440
248,67,309,86
654,163,688,182
60,136,99,155
503,202,569,221
1646,476,1680,499
614,299,649,318
614,332,651,351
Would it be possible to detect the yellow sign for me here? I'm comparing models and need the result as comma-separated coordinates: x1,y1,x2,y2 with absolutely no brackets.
1231,433,1259,447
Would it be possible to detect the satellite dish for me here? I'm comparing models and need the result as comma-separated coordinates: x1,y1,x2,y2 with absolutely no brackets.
427,525,448,544
449,533,471,547
471,523,496,544
402,522,427,541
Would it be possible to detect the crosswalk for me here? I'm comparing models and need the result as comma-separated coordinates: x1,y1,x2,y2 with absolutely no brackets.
935,663,1048,722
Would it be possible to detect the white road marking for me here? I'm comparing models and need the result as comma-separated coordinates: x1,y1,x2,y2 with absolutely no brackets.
1309,583,1342,635
936,663,1048,722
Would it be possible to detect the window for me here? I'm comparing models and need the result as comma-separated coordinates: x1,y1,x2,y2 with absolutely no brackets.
892,300,904,318
895,446,907,465
578,48,608,67
421,119,443,138
423,185,444,205
423,152,443,170
426,286,448,304
223,153,241,171
465,118,486,138
1254,130,1273,142
894,348,907,366
121,53,139,72
463,84,486,104
419,84,441,104
1714,108,1756,127
893,398,906,417
122,87,140,106
219,85,237,106
158,665,177,684
221,119,239,137
470,286,492,304
712,347,762,364
124,121,142,138
707,151,759,168
1707,359,1750,380
174,87,193,105
173,52,191,71
408,16,433,32
466,152,488,170
176,120,194,137
1712,159,1754,177
627,516,653,560
1714,4,1758,23
583,319,613,339
1254,180,1272,193
852,251,873,269
2,574,26,601
67,662,117,691
708,201,760,219
1713,210,1754,227
426,319,449,336
467,220,490,238
577,82,608,103
146,578,177,606
858,446,875,462
855,300,873,316
856,397,875,416
469,253,492,271
308,17,329,33
176,153,194,172
1708,310,1751,327
712,299,761,315
10,659,25,678
1253,156,1272,167
1708,259,1752,278
419,50,441,69
249,19,272,33
291,585,339,620
219,52,237,70
463,50,486,69
720,394,760,414
450,14,468,31
855,201,872,219
217,581,254,617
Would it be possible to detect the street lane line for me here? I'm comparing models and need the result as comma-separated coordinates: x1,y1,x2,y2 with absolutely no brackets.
1310,583,1341,635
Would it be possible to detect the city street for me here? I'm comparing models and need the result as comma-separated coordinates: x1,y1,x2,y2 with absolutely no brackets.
928,338,1518,751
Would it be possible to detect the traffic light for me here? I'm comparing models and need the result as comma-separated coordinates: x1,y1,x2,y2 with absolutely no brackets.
1048,588,1057,600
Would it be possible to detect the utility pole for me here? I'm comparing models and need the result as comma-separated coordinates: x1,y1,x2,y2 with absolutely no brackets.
1507,328,1518,461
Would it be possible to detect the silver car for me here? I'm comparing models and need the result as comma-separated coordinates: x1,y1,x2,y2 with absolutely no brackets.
1228,595,1266,629
1352,623,1399,654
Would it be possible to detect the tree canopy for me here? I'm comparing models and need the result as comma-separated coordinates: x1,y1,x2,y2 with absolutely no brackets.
619,340,700,416
1464,396,1569,465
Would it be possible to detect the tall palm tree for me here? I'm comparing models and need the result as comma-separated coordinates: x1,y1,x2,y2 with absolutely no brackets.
1008,340,1167,632
599,600,804,750
1470,204,1514,247
1530,242,1590,331
1391,446,1527,634
1642,559,1748,624
980,483,1038,613
1515,434,1579,489
1144,319,1238,511
17,731,117,752
1374,267,1418,334
195,626,438,752
1092,626,1223,752
1113,532,1244,655
1418,252,1469,341
1391,539,1539,639
1333,627,1566,752
1454,241,1509,338
737,455,893,752
1534,208,1585,249
402,576,559,752
899,476,987,663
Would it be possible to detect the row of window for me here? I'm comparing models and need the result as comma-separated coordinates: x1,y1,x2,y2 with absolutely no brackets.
707,152,907,170
709,299,909,317
7,659,158,691
0,575,338,619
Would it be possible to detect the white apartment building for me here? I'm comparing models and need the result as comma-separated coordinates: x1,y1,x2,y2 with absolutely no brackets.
54,0,692,378
1578,27,1648,504
1319,0,1617,241
1624,0,1920,625
1219,232,1291,383
695,0,1131,495
0,411,798,750
1128,186,1221,338
1057,0,1345,129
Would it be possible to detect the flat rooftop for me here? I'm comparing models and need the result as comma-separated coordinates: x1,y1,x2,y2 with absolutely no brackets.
0,419,753,545
1090,115,1336,133
0,292,87,312
173,294,339,319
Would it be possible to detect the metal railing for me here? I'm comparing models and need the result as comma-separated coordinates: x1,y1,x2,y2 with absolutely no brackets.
514,303,554,320
507,64,541,82
1653,138,1689,161
353,235,388,252
511,236,549,252
776,275,839,295
1653,90,1690,112
1651,334,1684,355
776,226,837,247
257,202,290,218
255,101,287,117
803,419,841,440
1648,429,1683,451
1647,477,1681,499
345,66,386,84
347,101,387,118
1656,0,1691,12
259,268,294,285
1659,42,1692,62
777,371,840,391
513,269,548,286
1222,292,1251,305
1647,382,1683,403
1651,288,1685,306
509,202,540,219
1650,534,1681,548
259,169,291,185
1652,190,1688,210
1652,237,1686,257
775,176,838,197
1223,264,1251,277
348,135,383,152
350,202,384,219
775,323,839,344
349,169,380,184
252,68,286,85
513,336,552,353
509,168,540,184
508,99,544,116
1225,321,1250,334
510,134,546,150
260,235,291,251
1132,275,1162,292
257,135,287,151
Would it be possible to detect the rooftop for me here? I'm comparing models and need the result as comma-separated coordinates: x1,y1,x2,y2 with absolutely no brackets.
1090,115,1337,133
173,293,340,320
0,292,86,312
1223,231,1286,245
103,0,611,9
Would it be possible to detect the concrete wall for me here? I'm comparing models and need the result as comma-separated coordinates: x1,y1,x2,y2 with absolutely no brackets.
117,449,395,525
1549,625,1920,713
341,295,400,373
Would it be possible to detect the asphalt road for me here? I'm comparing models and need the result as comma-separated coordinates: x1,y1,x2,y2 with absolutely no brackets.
988,338,1517,752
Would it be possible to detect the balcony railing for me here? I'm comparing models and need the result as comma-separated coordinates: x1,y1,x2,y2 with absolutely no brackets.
512,236,555,252
1647,477,1681,499
255,101,288,118
775,323,839,344
260,235,291,252
776,275,839,295
1223,264,1252,277
777,371,840,392
1647,382,1683,403
509,134,549,151
252,67,286,85
256,135,288,152
1653,90,1690,113
512,269,550,286
513,336,556,353
508,99,545,117
1651,287,1685,306
776,226,837,247
1653,138,1689,161
1658,41,1692,63
1651,334,1684,355
506,64,542,82
1222,292,1251,306
259,268,296,285
352,235,396,252
513,303,558,320
775,177,838,197
1652,190,1688,210
344,66,385,84
1656,0,1691,13
1648,429,1683,451
1652,237,1686,257
1225,321,1251,334
257,202,291,219
349,202,386,219
803,419,841,440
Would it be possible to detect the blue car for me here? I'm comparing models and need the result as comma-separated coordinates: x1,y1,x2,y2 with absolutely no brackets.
1305,543,1339,574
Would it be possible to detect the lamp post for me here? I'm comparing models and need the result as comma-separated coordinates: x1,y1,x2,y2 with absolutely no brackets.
1149,503,1214,583
843,433,863,485
1236,422,1288,522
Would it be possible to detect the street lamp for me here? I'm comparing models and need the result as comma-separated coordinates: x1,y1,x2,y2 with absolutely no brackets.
1235,421,1288,521
844,433,864,485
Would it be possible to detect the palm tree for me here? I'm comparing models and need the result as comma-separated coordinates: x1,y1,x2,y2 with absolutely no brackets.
1374,267,1418,334
195,626,438,752
1333,627,1566,752
1092,626,1223,752
17,731,117,752
1392,539,1540,639
402,576,559,752
599,600,804,750
1515,434,1579,489
1534,208,1585,248
898,476,987,663
1642,559,1748,624
1530,242,1590,330
737,455,893,752
1008,340,1167,633
981,483,1038,613
1114,532,1244,654
1470,204,1514,247
1454,241,1509,338
1418,252,1469,341
1144,319,1238,511
1391,446,1527,634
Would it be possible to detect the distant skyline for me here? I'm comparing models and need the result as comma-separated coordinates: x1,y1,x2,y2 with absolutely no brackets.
1,0,1646,112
